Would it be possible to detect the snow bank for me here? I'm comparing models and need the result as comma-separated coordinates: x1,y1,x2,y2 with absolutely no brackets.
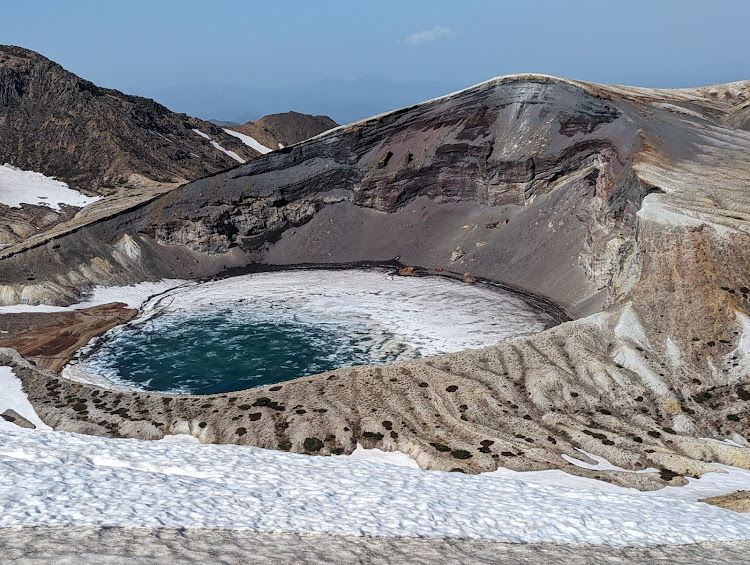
338,443,420,468
493,447,750,504
0,164,100,211
223,128,272,154
192,129,245,163
0,426,750,544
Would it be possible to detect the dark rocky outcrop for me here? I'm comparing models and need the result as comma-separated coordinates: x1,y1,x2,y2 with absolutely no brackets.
1,408,35,429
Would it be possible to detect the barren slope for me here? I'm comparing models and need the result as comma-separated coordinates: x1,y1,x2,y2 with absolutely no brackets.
0,46,259,194
0,46,261,248
2,74,750,488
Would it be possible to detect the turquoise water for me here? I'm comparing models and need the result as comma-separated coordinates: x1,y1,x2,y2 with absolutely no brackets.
80,309,407,395
75,270,556,395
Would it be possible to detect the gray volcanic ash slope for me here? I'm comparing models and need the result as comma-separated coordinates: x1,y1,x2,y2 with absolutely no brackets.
0,74,657,315
3,73,750,487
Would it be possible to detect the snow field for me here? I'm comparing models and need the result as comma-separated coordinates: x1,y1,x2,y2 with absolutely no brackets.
1,422,750,544
0,164,100,211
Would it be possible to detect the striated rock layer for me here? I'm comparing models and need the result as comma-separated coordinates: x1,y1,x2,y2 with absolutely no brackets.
2,73,750,488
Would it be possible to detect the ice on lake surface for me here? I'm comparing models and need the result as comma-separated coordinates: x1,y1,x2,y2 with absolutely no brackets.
74,269,556,394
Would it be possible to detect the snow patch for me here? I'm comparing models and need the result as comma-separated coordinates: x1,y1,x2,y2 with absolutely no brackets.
0,366,51,431
147,129,173,144
158,434,201,444
0,279,189,314
0,164,100,212
562,449,656,473
735,312,750,367
614,305,650,349
192,129,246,163
702,437,748,449
666,337,682,366
638,195,732,236
613,346,670,396
223,129,272,154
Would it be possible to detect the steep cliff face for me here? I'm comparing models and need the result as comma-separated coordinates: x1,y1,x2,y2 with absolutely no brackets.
134,76,647,315
0,45,259,194
4,74,750,485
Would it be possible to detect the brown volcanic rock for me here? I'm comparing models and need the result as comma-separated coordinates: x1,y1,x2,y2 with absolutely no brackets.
225,111,337,150
0,45,259,196
0,302,137,371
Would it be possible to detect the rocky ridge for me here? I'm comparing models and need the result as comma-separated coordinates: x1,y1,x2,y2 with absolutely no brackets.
0,45,259,194
2,73,750,488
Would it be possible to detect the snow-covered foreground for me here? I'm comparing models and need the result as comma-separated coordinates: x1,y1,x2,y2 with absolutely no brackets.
1,417,750,544
3,364,750,546
223,128,273,154
0,163,100,211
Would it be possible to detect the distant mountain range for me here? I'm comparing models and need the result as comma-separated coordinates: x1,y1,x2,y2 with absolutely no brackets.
130,77,460,126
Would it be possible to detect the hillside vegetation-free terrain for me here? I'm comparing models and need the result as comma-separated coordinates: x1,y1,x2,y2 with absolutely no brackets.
2,59,750,488
0,46,261,193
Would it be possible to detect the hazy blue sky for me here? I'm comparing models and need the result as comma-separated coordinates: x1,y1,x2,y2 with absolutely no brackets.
2,0,748,123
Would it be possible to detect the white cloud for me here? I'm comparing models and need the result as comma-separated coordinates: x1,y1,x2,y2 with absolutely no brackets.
401,26,455,45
